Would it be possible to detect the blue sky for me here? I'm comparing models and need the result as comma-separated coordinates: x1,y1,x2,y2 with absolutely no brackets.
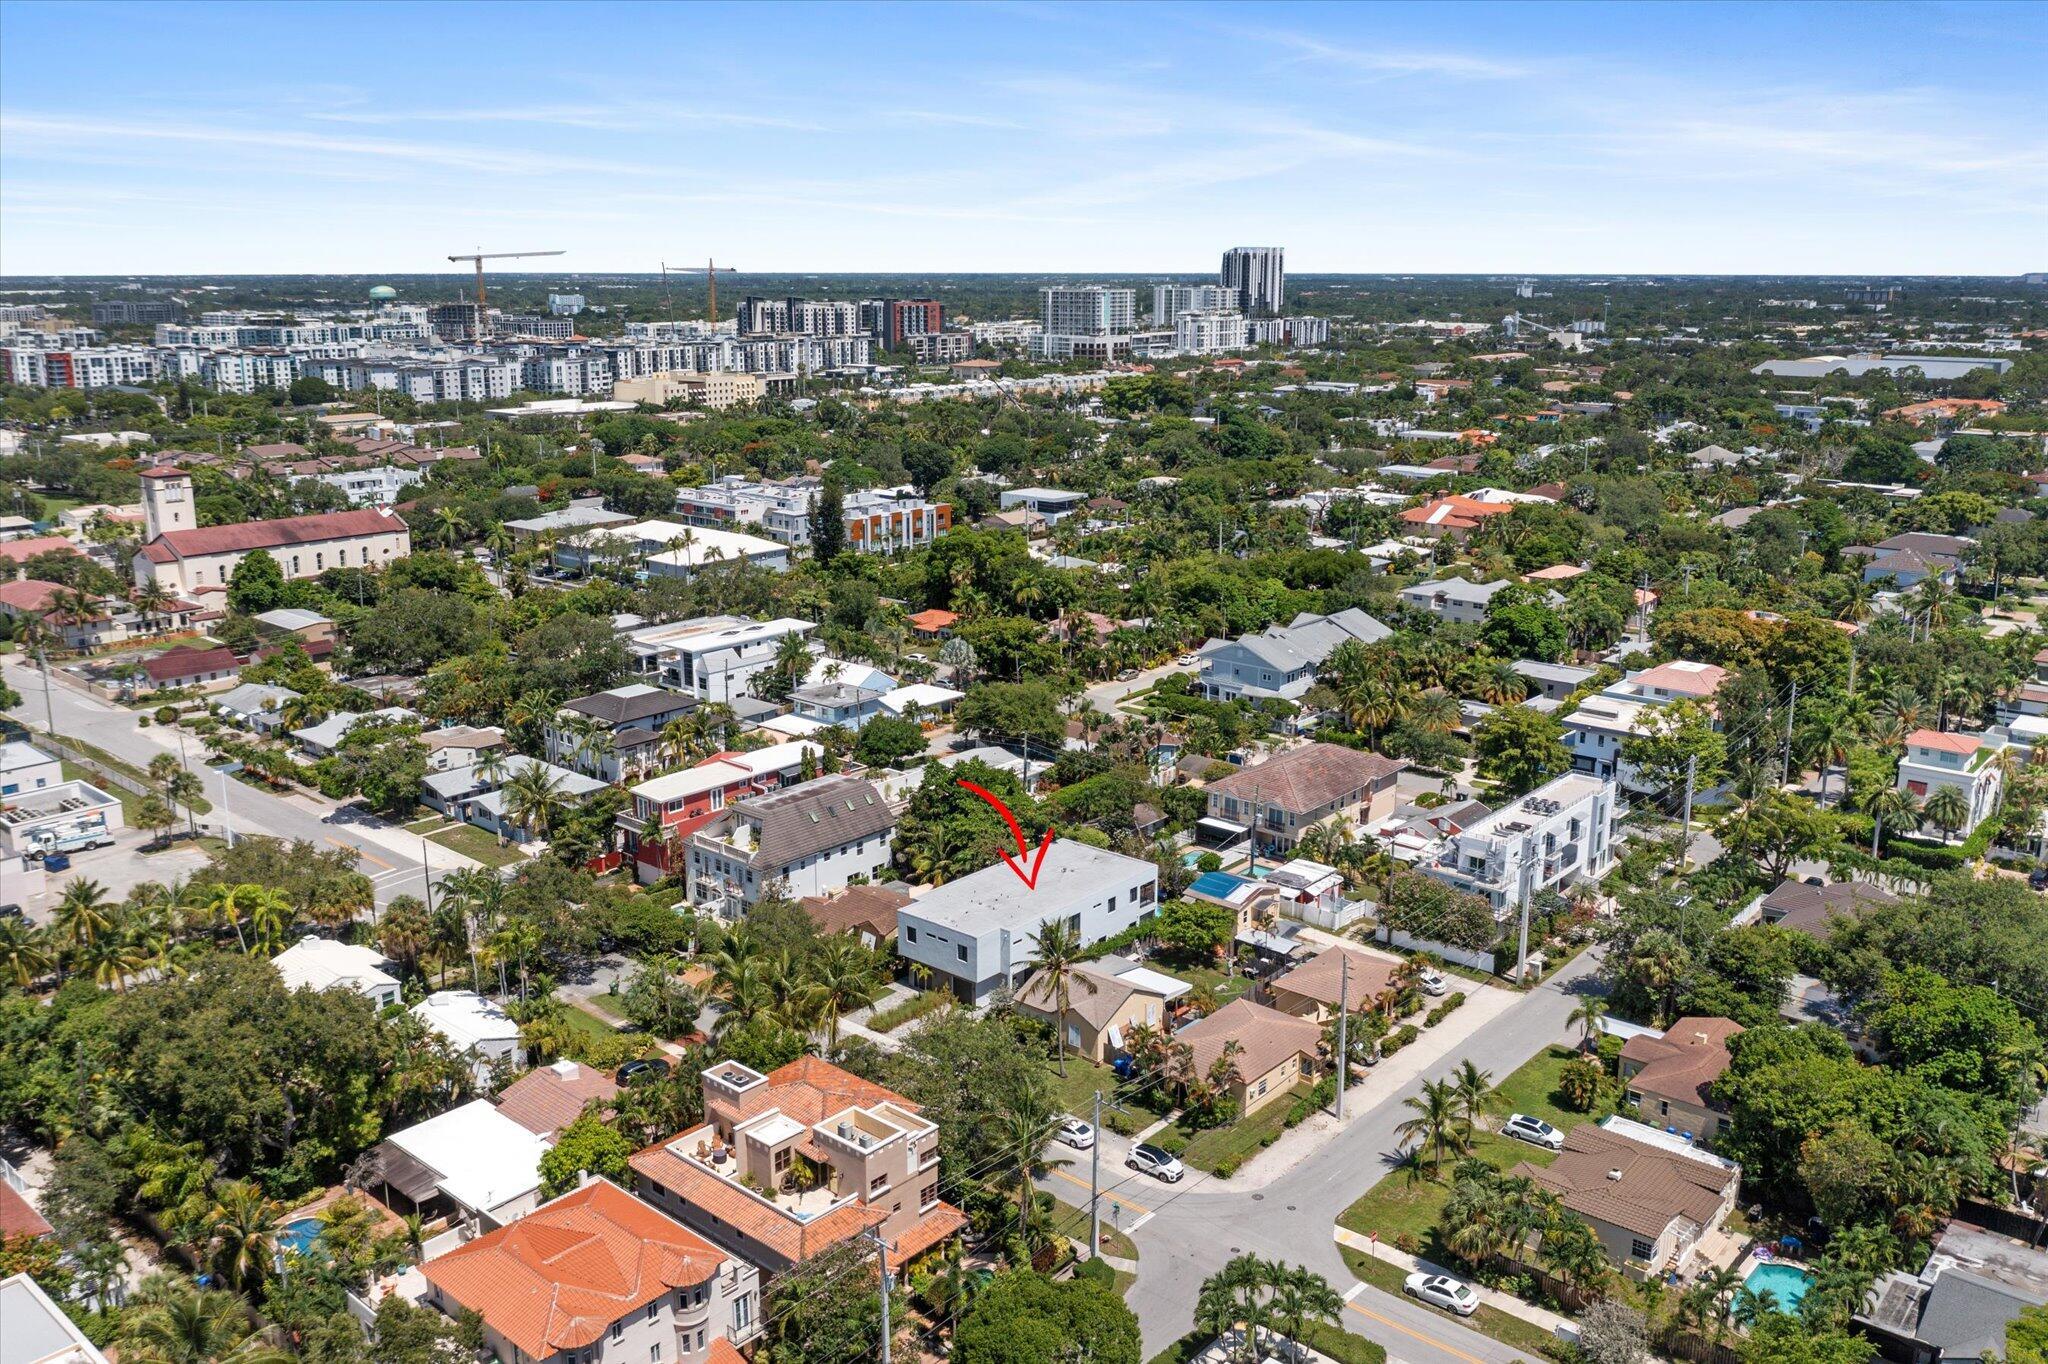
2,1,2044,276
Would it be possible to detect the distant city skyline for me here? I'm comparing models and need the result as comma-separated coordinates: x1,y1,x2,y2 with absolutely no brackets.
1,0,2043,276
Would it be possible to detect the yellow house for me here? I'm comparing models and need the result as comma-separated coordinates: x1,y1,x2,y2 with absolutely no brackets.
1175,999,1323,1116
1264,945,1399,1023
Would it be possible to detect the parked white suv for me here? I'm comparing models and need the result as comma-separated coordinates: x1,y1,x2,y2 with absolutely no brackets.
1501,1112,1565,1151
1126,1143,1185,1183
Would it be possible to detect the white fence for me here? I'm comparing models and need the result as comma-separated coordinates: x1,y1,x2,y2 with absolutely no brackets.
1376,926,1497,974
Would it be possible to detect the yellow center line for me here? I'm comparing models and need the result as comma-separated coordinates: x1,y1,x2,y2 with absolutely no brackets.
1347,1298,1490,1364
328,836,395,870
1047,1167,1151,1215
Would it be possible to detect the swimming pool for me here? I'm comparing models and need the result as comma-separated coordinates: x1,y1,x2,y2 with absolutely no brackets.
279,1217,323,1256
1744,1261,1813,1313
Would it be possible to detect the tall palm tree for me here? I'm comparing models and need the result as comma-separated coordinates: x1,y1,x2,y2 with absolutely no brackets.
502,763,566,844
1857,784,1917,857
1449,1059,1499,1132
1394,1078,1471,1178
809,938,883,1051
1024,918,1096,1077
1801,709,1856,807
1568,997,1609,1051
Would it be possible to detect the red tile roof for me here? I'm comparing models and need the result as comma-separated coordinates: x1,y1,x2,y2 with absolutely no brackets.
0,536,80,565
0,1180,52,1239
142,645,239,683
494,1060,621,1140
1620,1016,1742,1109
139,508,406,564
0,578,67,612
420,1179,726,1361
137,466,191,479
1906,728,1980,755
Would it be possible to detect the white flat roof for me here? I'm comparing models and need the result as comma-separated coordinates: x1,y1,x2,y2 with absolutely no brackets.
1,1272,109,1364
272,938,398,995
411,990,520,1051
643,525,789,565
631,758,749,803
904,839,1155,937
386,1099,548,1213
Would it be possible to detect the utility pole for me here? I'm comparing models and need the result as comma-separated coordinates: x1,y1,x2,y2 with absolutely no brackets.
862,1232,893,1364
1089,1090,1104,1258
1781,679,1799,788
35,645,56,741
1335,952,1350,1119
219,767,235,848
1516,834,1535,984
1677,754,1697,872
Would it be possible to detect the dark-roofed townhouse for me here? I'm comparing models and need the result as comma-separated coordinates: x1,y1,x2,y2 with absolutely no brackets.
684,774,895,913
1618,1016,1742,1140
1203,742,1407,854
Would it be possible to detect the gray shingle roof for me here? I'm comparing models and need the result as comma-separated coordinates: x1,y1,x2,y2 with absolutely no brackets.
740,774,895,869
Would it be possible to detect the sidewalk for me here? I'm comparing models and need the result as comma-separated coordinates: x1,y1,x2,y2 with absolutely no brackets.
837,983,915,1053
1333,1227,1575,1338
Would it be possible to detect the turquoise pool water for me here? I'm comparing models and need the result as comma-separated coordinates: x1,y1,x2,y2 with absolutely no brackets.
1744,1261,1813,1313
280,1217,323,1256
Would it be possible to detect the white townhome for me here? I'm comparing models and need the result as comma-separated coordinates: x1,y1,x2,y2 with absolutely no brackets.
1195,608,1391,705
1896,728,2005,838
686,774,897,915
1419,772,1627,919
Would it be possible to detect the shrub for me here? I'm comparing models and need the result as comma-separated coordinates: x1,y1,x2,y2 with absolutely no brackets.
154,705,178,724
1213,1155,1242,1178
867,991,950,1033
1196,852,1223,873
1425,991,1467,1026
1073,1256,1116,1288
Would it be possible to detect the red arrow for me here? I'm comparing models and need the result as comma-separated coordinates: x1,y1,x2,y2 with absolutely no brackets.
954,779,1055,889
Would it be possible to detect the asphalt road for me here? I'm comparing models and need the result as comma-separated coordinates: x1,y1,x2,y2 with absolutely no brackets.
1061,948,1607,1364
3,655,463,911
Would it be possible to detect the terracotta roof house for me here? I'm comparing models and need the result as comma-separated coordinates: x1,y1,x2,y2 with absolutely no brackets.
0,578,66,613
1757,878,1899,939
140,644,240,691
420,1178,761,1364
494,1058,621,1140
1204,743,1407,851
0,1179,53,1240
0,535,81,567
906,608,959,638
1265,945,1399,1022
1622,660,1728,702
134,502,411,596
1619,1016,1743,1140
1518,1119,1740,1278
630,1057,965,1273
1399,494,1518,538
798,884,910,948
1173,998,1323,1115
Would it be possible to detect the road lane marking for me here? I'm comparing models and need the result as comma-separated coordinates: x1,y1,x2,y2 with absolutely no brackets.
1346,1298,1489,1364
1056,1163,1155,1212
328,837,394,870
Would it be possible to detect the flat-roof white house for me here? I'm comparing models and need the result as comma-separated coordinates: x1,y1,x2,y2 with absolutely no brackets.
624,614,819,701
1195,609,1391,705
896,840,1160,1004
271,937,402,1008
1396,576,1517,626
997,487,1088,522
2,1271,110,1364
1419,772,1626,920
373,1098,551,1231
0,740,62,798
412,990,521,1081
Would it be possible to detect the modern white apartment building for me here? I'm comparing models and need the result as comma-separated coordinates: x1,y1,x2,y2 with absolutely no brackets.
1563,660,1730,788
1896,728,2005,838
1420,772,1626,918
1221,246,1286,317
968,318,1044,347
1245,316,1332,346
310,464,423,507
896,840,1160,1004
673,476,952,553
1153,283,1240,323
547,293,586,315
0,345,164,388
1173,309,1250,355
1041,286,1136,336
622,614,818,700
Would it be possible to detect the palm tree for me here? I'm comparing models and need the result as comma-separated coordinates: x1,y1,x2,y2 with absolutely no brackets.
1410,689,1462,735
1469,659,1528,706
429,506,469,549
0,918,53,988
52,878,115,949
1025,918,1096,1076
206,1180,282,1290
1273,1265,1344,1360
810,938,883,1051
502,763,566,844
1394,1078,1471,1178
1921,784,1970,843
1801,709,1856,807
993,1078,1063,1240
77,929,149,992
377,899,433,984
1541,1217,1613,1307
117,1278,291,1364
1449,1059,1499,1132
487,918,544,1001
1731,1285,1780,1329
1568,997,1609,1051
1857,783,1917,857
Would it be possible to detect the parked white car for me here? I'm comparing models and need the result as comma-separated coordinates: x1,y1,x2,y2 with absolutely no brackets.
1126,1143,1185,1183
1404,1272,1480,1316
1057,1117,1096,1150
1418,969,1450,997
1502,1112,1565,1151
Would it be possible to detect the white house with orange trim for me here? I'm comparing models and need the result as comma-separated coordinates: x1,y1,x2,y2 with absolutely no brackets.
1896,728,2004,838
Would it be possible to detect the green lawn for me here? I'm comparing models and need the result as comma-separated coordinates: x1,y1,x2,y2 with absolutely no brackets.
1045,1057,1173,1131
1046,1194,1139,1259
866,990,951,1033
1162,1083,1315,1175
1343,1248,1558,1359
428,821,528,868
55,745,211,813
561,1000,628,1039
1337,1047,1608,1248
1170,964,1255,1008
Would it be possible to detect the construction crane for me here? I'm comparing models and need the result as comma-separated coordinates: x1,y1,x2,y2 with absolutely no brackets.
445,248,565,310
663,258,737,325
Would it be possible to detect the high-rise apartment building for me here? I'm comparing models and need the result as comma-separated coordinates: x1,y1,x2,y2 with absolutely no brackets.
91,298,186,325
1040,286,1136,336
881,298,943,349
1221,246,1286,317
1153,283,1239,324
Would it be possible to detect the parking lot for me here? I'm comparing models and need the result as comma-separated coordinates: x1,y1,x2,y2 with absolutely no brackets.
17,825,210,925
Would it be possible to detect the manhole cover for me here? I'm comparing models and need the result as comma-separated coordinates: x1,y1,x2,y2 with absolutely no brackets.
1252,1193,1264,1201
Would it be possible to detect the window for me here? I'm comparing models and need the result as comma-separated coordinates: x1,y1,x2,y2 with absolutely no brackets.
905,926,918,944
649,1346,661,1362
955,944,967,963
1630,1238,1656,1261
613,1322,625,1342
647,1303,658,1322
734,1295,753,1329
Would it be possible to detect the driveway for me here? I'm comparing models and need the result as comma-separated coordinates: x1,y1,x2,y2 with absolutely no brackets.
1084,662,1191,713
